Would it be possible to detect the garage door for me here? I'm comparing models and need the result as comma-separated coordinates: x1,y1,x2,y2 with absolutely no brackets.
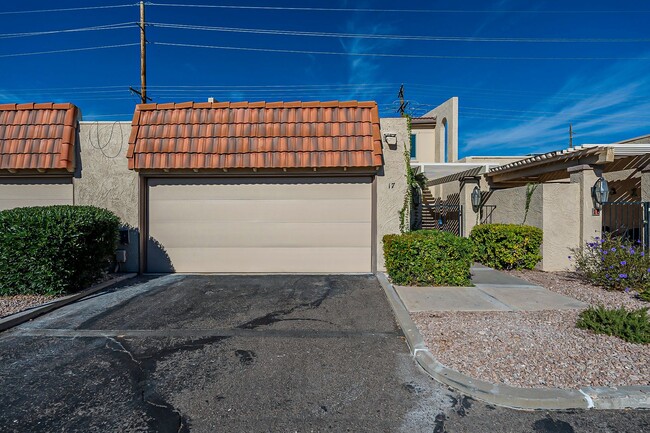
0,178,73,211
147,177,373,273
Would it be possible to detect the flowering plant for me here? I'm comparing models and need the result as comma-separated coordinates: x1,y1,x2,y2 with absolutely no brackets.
571,234,650,293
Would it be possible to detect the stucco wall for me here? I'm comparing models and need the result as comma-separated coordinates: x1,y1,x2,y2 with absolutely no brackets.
377,117,409,271
487,185,543,229
411,129,436,163
422,97,458,162
484,183,579,271
540,184,581,271
75,121,139,272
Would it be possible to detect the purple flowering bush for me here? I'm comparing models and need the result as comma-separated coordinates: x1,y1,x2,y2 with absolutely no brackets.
572,235,650,294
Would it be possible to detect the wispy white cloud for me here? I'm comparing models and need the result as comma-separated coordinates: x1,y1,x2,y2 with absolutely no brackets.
463,55,650,154
338,19,400,101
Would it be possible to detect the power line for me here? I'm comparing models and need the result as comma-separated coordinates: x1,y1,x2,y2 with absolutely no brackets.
153,41,650,61
150,22,650,43
0,23,135,40
0,4,136,15
0,43,139,58
147,3,649,14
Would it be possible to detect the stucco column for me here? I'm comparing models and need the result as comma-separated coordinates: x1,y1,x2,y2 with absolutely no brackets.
641,165,650,203
459,176,481,237
568,164,603,247
376,118,409,271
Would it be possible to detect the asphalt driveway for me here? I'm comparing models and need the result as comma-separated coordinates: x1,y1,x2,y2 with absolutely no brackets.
1,274,648,432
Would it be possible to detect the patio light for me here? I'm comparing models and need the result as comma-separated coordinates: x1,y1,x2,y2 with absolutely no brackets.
471,186,482,212
591,177,609,210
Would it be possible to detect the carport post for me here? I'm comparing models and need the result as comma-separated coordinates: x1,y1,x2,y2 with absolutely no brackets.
568,164,603,247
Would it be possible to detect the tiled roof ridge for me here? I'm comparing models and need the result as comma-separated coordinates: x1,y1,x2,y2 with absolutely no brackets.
0,102,79,172
135,100,377,111
0,102,74,111
127,100,382,170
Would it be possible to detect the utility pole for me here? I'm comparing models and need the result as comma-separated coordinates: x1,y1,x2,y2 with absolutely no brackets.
130,1,150,103
139,0,147,104
569,123,573,148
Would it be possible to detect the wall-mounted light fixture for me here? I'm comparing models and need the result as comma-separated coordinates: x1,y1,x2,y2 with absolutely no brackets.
471,186,482,213
591,177,609,210
383,133,398,148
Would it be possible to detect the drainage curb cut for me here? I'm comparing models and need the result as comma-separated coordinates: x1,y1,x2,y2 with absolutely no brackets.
0,273,138,332
376,272,650,410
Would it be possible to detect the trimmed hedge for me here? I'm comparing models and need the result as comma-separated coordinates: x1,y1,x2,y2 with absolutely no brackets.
383,230,474,286
0,205,120,296
470,223,543,270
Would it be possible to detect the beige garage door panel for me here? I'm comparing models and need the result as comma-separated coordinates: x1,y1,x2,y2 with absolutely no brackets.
0,179,73,211
148,177,373,273
150,222,370,248
148,199,370,224
155,247,371,273
148,177,370,200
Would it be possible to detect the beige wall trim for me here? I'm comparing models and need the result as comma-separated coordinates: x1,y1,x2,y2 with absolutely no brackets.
371,175,378,273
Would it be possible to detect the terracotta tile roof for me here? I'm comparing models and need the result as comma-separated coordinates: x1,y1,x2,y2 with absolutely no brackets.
127,101,383,170
0,102,79,173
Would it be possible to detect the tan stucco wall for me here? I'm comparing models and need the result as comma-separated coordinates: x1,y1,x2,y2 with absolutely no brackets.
540,183,581,271
75,121,139,272
75,122,138,226
411,129,436,163
422,97,458,162
376,117,409,271
484,183,580,271
604,168,642,202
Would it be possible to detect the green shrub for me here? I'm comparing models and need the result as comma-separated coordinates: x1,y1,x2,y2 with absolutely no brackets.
639,291,650,302
383,230,474,286
0,205,120,296
470,224,543,270
576,305,650,344
571,234,650,293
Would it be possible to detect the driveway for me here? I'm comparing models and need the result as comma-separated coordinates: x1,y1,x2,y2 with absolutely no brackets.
1,274,649,432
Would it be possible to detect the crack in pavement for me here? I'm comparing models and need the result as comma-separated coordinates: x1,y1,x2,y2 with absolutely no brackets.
105,335,227,433
237,276,336,330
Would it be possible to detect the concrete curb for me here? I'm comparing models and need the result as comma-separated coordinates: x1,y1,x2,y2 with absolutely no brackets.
376,272,650,410
0,273,137,332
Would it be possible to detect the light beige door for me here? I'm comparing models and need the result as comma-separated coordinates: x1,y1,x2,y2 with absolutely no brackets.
0,178,73,211
147,177,373,273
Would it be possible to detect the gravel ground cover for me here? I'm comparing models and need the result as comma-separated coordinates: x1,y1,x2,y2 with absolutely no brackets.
411,270,649,389
0,295,62,318
0,273,117,319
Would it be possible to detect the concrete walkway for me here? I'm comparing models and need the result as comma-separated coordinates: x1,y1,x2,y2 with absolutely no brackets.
395,264,587,312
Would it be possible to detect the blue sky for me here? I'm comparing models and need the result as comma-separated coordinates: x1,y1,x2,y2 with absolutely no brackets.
1,0,649,158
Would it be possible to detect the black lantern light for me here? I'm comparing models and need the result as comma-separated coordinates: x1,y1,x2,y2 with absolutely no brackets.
471,186,482,212
591,177,609,210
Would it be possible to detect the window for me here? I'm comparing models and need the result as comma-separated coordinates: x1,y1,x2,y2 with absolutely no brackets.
410,133,417,159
